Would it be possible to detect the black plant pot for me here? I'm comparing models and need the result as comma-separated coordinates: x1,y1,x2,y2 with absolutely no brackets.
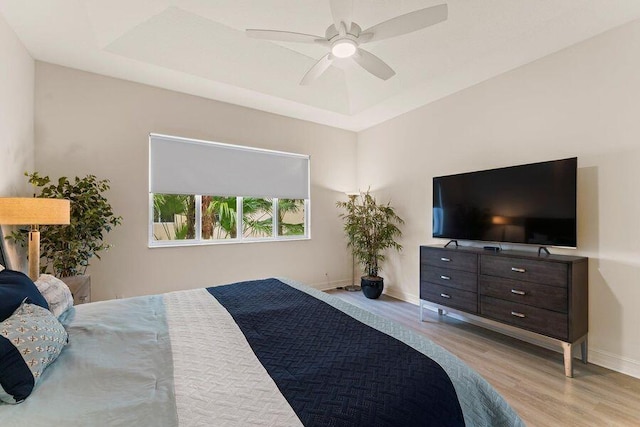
361,276,384,299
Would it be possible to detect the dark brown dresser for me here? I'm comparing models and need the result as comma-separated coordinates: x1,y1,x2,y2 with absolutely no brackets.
420,245,588,377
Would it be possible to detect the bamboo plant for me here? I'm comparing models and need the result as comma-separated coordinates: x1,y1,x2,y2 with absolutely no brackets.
336,190,404,278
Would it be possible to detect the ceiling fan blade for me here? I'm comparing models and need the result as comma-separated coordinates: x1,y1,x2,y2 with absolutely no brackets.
352,48,395,81
361,4,448,43
300,54,334,85
330,0,353,35
246,29,325,44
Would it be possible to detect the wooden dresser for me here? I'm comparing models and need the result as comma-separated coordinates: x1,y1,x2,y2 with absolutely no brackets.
420,245,588,377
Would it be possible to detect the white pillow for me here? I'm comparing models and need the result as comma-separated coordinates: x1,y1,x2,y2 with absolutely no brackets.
34,274,74,318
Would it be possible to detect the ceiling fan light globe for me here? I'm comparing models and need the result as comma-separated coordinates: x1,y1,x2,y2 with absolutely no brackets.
331,40,357,58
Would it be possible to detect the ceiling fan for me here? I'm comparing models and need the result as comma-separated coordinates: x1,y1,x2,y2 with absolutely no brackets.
246,0,448,85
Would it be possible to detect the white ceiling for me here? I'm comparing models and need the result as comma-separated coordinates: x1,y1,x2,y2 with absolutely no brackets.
2,0,640,131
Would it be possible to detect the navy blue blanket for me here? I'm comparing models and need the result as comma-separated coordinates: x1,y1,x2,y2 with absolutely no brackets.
208,279,464,427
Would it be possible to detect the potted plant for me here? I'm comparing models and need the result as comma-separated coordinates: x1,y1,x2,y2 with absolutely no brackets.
336,190,404,299
8,172,122,278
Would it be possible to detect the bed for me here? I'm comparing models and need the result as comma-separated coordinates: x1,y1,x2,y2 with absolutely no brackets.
0,276,524,426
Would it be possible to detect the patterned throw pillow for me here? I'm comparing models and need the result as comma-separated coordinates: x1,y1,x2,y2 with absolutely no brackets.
0,301,68,404
35,274,74,318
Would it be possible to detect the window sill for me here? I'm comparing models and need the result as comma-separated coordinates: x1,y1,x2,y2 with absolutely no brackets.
148,235,310,248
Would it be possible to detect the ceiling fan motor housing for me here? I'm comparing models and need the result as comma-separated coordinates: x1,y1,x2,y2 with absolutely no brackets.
325,22,361,39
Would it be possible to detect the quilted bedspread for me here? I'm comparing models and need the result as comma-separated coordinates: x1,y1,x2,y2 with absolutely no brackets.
208,279,464,426
0,278,524,427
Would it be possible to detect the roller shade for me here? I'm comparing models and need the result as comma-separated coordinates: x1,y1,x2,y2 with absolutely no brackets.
149,134,309,199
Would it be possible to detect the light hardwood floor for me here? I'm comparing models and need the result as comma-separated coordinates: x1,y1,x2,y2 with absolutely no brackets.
326,289,640,427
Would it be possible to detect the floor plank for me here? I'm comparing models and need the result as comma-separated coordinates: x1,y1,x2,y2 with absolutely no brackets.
326,289,640,427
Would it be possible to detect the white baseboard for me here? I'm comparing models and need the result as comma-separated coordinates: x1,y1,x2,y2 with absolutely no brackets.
384,288,420,305
311,278,352,292
588,348,640,379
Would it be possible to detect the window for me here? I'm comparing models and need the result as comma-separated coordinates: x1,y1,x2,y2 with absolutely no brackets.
201,196,237,240
149,134,309,246
277,199,305,237
242,197,273,239
152,194,195,240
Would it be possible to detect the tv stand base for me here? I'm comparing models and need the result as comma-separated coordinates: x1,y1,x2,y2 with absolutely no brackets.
538,246,551,256
444,239,458,248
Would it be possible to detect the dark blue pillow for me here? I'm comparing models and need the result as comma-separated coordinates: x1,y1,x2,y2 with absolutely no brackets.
0,270,49,322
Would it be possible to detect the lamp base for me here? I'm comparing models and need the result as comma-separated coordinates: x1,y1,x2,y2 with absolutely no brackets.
344,284,361,292
28,229,40,281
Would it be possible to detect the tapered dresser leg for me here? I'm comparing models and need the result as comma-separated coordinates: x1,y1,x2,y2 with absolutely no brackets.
581,336,588,364
562,342,573,378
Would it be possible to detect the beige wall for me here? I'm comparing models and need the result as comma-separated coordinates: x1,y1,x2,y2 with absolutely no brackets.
34,62,357,301
358,19,640,377
0,14,34,270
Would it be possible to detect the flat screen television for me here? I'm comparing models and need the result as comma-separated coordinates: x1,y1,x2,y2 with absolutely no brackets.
433,157,577,248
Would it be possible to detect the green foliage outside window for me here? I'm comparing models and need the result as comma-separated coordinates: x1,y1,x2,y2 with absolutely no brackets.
153,195,305,241
153,194,195,239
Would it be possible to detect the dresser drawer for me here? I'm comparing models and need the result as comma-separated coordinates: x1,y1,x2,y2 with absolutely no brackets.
480,296,568,340
480,255,567,287
420,247,477,273
421,268,477,292
480,276,567,313
421,282,477,313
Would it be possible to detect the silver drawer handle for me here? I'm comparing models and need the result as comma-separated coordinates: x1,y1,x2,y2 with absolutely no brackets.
440,293,451,299
440,275,451,280
440,257,451,262
511,289,526,295
511,267,526,273
511,311,526,318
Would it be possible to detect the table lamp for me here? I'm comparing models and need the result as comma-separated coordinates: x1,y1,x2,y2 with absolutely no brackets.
0,198,71,280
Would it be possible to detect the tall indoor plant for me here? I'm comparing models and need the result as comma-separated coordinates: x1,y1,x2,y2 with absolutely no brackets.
9,172,122,277
336,190,404,299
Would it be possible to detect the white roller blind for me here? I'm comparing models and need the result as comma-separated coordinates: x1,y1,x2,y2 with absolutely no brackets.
149,134,309,199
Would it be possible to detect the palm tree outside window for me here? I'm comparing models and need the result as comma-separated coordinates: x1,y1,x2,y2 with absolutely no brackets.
152,194,307,244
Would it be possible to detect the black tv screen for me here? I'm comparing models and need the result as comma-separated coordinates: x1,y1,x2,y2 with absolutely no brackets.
433,157,577,247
